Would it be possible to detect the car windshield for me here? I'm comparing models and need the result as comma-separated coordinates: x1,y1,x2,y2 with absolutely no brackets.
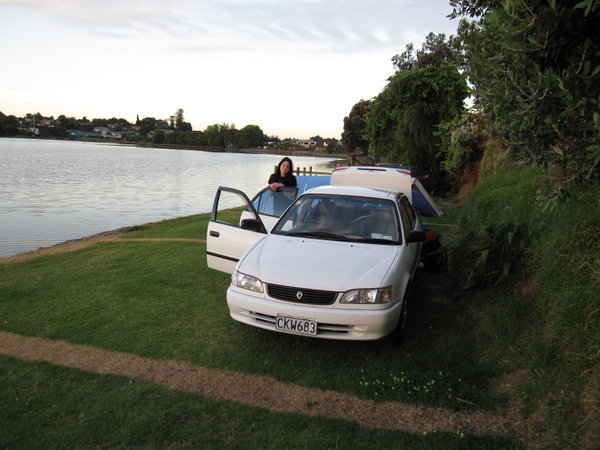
272,194,401,244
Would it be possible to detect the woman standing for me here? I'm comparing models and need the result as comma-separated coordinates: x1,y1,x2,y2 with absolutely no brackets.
268,157,297,191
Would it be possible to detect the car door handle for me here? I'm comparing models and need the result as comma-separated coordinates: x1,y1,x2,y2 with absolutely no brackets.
209,231,220,238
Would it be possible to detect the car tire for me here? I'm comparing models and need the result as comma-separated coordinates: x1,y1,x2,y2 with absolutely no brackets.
398,295,408,336
392,283,412,343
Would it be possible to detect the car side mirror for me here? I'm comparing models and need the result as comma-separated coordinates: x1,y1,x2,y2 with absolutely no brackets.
241,218,262,232
407,230,426,243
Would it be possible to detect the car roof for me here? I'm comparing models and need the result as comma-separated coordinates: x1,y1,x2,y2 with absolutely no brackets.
301,184,398,200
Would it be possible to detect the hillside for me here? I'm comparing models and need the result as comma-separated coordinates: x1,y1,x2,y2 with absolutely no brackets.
444,166,599,447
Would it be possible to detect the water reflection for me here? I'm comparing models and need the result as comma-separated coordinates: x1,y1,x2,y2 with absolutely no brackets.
0,138,345,257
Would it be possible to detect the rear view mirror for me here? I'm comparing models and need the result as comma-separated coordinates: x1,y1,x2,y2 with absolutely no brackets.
407,230,426,243
241,218,262,232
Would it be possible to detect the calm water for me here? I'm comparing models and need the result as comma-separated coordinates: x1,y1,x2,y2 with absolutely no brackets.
0,138,343,257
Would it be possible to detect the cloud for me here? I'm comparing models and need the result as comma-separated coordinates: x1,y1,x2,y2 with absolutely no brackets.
1,0,457,54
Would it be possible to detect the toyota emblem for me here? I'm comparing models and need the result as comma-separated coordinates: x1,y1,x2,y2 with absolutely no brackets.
296,291,304,300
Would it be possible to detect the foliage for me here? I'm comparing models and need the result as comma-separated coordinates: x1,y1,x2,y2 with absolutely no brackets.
453,0,600,182
391,32,463,72
437,113,490,183
451,205,529,289
236,124,266,149
448,166,600,447
365,63,468,175
341,99,371,151
0,112,20,136
172,108,192,132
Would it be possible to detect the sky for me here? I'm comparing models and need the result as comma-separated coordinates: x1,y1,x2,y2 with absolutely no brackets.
0,0,460,139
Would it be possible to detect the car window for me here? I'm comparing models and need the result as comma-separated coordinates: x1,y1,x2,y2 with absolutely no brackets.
211,189,249,226
272,194,400,244
398,196,417,237
251,186,298,217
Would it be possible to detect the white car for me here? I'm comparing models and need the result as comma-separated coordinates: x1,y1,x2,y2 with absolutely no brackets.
206,179,426,341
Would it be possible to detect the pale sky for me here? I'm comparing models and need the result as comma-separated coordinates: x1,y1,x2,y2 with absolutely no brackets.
0,0,459,139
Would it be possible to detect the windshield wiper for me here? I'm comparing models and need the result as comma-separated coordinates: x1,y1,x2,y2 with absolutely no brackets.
283,231,349,241
350,237,399,245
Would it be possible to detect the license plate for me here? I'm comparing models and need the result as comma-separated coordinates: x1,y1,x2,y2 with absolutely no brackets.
275,316,317,336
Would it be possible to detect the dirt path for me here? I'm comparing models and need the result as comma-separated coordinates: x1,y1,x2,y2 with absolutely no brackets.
0,331,538,446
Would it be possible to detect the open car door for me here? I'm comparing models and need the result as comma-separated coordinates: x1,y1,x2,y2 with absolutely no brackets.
206,187,268,274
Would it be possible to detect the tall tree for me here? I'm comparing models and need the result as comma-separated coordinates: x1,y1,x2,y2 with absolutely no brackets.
365,34,468,174
341,99,371,151
236,125,265,148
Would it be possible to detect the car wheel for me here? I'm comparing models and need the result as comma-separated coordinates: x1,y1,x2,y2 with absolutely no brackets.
393,282,412,342
398,296,408,336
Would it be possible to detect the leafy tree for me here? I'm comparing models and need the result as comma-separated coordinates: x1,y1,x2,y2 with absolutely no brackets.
236,125,265,148
365,35,468,174
56,115,79,130
452,0,600,182
437,113,490,182
138,117,158,136
392,32,463,72
0,112,19,136
152,130,165,144
173,108,192,132
204,123,237,147
342,99,372,151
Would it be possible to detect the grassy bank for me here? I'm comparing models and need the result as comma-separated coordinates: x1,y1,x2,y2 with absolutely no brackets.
446,167,599,448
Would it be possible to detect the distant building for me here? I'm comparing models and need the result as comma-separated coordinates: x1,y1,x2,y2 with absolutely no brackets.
68,130,99,137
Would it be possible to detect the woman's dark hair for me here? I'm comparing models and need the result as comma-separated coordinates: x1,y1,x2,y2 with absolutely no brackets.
275,157,294,175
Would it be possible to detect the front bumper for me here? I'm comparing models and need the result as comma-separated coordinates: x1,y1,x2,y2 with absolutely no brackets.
226,286,402,341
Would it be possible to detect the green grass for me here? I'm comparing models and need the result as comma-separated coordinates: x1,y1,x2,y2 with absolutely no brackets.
0,207,524,447
123,213,208,239
2,168,596,446
0,356,520,449
0,235,505,412
446,167,599,448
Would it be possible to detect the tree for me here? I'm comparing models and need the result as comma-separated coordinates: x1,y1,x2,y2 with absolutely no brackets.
365,35,468,174
0,112,19,136
173,108,192,132
392,32,463,72
138,117,158,136
204,123,237,147
341,99,371,151
236,125,265,148
452,0,600,181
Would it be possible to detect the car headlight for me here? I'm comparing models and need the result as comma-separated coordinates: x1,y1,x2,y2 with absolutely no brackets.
231,271,264,293
340,287,393,304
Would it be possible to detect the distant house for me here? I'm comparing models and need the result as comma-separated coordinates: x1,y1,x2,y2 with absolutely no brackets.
94,127,109,137
38,119,54,127
298,139,316,149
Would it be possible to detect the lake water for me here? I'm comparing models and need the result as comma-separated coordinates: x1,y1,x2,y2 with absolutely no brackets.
0,138,343,258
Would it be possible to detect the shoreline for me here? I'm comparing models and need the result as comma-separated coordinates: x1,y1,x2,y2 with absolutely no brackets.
0,227,132,264
1,136,347,160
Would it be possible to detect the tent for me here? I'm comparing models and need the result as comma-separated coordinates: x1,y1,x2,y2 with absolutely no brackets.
329,166,443,217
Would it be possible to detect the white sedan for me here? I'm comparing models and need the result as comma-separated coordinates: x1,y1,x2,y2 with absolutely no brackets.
206,184,425,341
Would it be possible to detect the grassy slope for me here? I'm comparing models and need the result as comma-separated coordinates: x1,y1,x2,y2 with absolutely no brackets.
447,166,599,448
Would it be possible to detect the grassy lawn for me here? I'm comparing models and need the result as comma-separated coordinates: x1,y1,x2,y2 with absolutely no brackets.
6,177,589,447
0,211,507,412
0,356,520,449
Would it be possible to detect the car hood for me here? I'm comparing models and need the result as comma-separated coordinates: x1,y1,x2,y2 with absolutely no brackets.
237,234,401,291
